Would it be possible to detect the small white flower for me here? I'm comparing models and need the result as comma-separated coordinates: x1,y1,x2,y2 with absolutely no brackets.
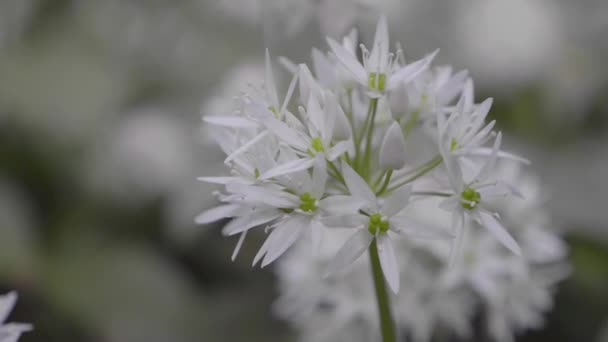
325,162,451,293
327,16,438,98
439,133,522,258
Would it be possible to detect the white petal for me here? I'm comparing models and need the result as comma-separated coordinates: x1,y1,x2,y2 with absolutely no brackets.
280,70,300,115
203,115,257,128
390,216,453,239
222,209,282,236
382,185,411,217
260,157,316,180
474,132,502,182
479,211,521,255
197,176,252,185
310,219,324,255
438,196,460,212
368,16,390,73
377,235,400,293
260,114,309,151
306,92,326,139
226,183,299,208
463,148,531,164
327,38,367,85
0,291,17,323
265,49,280,108
388,49,438,90
478,181,523,199
379,121,407,170
325,229,373,277
326,141,350,161
224,131,269,163
319,195,366,214
321,214,367,229
231,231,248,261
195,204,242,224
261,216,309,267
311,155,328,198
341,161,376,205
311,48,337,86
448,212,465,266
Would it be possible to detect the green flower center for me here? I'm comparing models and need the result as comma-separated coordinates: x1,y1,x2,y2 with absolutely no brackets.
311,137,325,153
368,73,387,92
299,192,319,212
461,187,481,210
368,213,390,235
450,138,459,152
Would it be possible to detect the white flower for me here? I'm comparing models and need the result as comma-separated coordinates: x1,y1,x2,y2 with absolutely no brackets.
254,92,350,180
439,133,523,258
327,16,438,97
0,292,31,342
325,162,451,293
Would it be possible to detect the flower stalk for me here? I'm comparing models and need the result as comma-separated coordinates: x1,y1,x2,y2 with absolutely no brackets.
369,239,397,342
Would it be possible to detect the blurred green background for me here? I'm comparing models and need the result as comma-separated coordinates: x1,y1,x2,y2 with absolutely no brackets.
1,1,607,341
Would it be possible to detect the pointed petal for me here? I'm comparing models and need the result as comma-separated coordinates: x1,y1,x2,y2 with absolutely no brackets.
0,292,17,323
448,212,465,266
260,157,316,180
326,141,350,161
341,161,376,204
226,183,299,208
265,49,280,108
195,204,242,224
327,38,367,84
368,16,390,73
463,148,531,164
224,131,269,163
197,176,252,185
439,196,460,212
321,214,367,229
262,216,308,267
474,132,502,182
388,49,438,90
319,195,367,214
310,219,324,255
377,235,400,293
280,70,300,116
259,114,309,151
390,215,453,239
479,211,521,255
383,185,411,217
204,116,257,128
222,209,282,235
325,229,373,277
311,155,328,198
231,231,248,261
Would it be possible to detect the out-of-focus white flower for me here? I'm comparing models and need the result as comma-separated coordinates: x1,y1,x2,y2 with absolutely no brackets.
0,292,31,342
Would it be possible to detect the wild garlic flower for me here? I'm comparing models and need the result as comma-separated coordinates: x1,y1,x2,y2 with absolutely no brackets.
0,292,31,342
274,160,568,342
199,16,533,295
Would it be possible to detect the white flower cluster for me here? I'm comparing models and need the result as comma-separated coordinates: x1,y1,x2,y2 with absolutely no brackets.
197,16,568,340
0,292,31,342
275,161,569,342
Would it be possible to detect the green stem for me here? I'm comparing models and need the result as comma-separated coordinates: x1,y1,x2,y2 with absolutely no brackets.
328,160,346,186
369,239,397,342
362,98,379,180
385,155,443,194
376,169,393,195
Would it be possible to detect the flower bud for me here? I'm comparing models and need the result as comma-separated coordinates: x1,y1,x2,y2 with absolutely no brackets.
389,83,409,121
379,121,407,170
333,100,352,141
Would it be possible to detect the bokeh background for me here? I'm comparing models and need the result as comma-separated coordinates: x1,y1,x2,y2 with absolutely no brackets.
1,0,607,341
